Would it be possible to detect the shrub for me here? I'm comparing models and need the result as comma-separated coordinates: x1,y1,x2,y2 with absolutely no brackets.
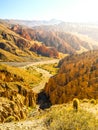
4,116,15,122
82,98,89,103
90,99,96,104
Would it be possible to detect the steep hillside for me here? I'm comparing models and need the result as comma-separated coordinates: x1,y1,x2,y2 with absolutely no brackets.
11,24,59,58
56,22,98,42
4,19,98,42
31,29,98,54
11,24,98,54
34,22,98,42
0,23,59,61
0,64,38,122
1,19,98,56
0,23,36,61
44,50,98,105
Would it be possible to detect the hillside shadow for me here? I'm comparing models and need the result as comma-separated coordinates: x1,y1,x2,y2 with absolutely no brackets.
37,91,52,109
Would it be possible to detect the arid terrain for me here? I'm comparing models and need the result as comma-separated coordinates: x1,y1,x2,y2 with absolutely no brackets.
0,53,98,130
0,19,98,130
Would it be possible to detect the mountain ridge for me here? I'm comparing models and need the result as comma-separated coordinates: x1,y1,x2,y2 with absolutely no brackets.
44,50,98,104
1,19,98,61
0,22,59,61
11,24,98,55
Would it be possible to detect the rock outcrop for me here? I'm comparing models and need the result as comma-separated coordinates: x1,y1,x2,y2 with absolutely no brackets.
0,64,36,122
11,24,31,40
30,43,59,58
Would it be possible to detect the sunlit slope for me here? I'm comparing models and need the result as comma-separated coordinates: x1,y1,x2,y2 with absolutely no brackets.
0,23,38,61
0,63,40,122
44,50,98,104
0,22,59,61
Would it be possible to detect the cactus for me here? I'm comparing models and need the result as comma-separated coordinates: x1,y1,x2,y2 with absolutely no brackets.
73,98,79,112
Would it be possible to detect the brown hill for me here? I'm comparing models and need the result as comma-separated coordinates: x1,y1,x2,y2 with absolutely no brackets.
11,24,59,58
1,19,98,56
0,64,38,122
44,50,98,105
0,23,36,61
33,29,98,54
0,23,59,62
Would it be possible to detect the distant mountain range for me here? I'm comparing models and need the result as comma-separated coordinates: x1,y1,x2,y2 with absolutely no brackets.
1,19,63,27
11,23,98,54
0,19,98,61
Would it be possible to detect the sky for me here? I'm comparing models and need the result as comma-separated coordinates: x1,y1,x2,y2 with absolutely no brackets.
0,0,98,22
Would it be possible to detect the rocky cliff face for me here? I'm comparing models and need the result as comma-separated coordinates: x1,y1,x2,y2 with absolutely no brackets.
30,28,98,54
0,64,36,122
11,24,31,40
30,43,59,58
11,25,59,58
44,51,98,105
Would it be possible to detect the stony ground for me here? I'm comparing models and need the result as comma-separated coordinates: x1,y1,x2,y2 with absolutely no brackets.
0,101,98,130
0,118,46,130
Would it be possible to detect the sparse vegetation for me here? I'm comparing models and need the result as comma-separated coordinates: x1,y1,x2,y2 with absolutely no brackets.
1,20,98,130
44,104,98,130
44,51,98,104
37,63,59,75
4,116,15,123
0,64,37,123
0,63,41,87
26,66,43,87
